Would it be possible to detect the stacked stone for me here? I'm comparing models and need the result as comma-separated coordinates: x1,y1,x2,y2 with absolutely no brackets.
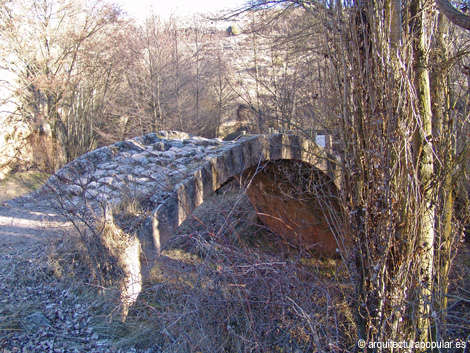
45,131,229,210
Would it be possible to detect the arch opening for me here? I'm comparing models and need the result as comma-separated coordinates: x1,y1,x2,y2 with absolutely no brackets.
143,134,343,264
240,159,343,255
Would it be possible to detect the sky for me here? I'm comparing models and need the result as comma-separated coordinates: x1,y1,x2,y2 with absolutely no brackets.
113,0,248,21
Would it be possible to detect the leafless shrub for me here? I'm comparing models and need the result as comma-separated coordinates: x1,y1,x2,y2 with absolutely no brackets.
44,172,141,298
92,182,357,352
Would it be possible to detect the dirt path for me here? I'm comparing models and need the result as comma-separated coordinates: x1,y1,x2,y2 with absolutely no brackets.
0,172,61,275
0,192,133,352
0,197,67,257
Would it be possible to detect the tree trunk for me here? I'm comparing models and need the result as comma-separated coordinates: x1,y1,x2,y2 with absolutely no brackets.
434,0,470,30
386,0,402,46
410,0,435,344
431,13,454,323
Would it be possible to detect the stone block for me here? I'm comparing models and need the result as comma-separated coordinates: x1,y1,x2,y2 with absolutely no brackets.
115,140,146,152
153,141,169,151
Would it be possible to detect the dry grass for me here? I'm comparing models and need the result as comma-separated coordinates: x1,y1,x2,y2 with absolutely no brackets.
0,218,125,352
0,170,48,202
37,181,470,352
86,187,358,352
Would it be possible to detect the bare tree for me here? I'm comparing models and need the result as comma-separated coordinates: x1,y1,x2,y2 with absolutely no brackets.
2,0,126,162
239,0,469,348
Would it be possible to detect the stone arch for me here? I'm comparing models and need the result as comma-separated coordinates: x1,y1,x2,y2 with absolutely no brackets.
241,158,342,254
44,131,344,311
138,133,341,266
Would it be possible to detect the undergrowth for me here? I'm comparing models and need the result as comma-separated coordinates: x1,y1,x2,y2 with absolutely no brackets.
45,185,470,352
91,188,358,352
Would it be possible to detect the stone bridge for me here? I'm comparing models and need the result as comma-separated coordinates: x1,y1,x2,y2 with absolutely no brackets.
46,131,342,274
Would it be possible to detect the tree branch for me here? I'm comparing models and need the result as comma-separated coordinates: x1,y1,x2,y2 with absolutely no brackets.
434,0,470,30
